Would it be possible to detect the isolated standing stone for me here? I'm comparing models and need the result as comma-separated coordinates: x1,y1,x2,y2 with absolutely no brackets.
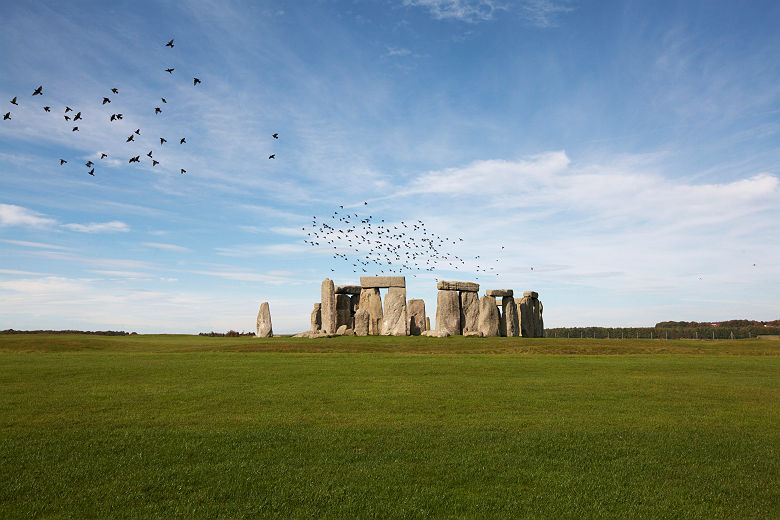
354,308,369,336
478,295,500,337
359,288,383,335
382,287,408,336
436,289,461,335
321,278,337,334
460,291,480,333
408,299,426,336
256,302,273,338
310,303,321,332
336,294,352,329
502,296,519,337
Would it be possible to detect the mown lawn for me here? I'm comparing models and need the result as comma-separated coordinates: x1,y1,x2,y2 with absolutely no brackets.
0,335,778,518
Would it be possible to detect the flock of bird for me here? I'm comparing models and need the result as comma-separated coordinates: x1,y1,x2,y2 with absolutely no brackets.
3,39,280,176
302,201,512,279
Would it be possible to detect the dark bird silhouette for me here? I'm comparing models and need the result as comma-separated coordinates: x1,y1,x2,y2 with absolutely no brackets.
111,88,118,94
100,153,107,159
72,126,78,131
3,112,10,120
135,129,140,135
64,115,70,121
160,137,167,145
32,86,43,96
126,135,134,142
43,106,50,112
180,168,186,174
110,114,117,121
10,97,18,105
116,114,123,120
65,106,72,113
88,168,95,176
179,137,186,144
146,150,153,158
60,159,67,165
161,98,166,103
73,112,82,121
272,133,278,139
85,161,93,167
165,39,174,48
155,107,161,114
165,68,174,73
102,97,110,105
129,156,140,163
268,154,275,159
152,160,159,166
363,201,367,205
193,77,201,86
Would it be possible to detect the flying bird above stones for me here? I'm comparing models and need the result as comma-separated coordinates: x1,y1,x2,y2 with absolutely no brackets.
102,97,110,104
165,68,174,74
152,160,159,166
268,154,275,159
165,39,174,48
110,114,117,121
155,107,161,114
100,153,107,159
193,77,201,86
160,137,167,145
10,97,18,105
60,159,67,165
180,168,186,174
179,137,185,144
272,133,278,139
111,88,118,94
32,86,43,96
43,106,50,112
88,168,95,176
72,126,78,131
146,151,153,158
161,98,166,103
134,129,140,135
85,161,93,167
73,112,82,121
129,156,140,163
116,114,123,120
126,135,134,142
65,106,72,113
3,112,10,120
64,115,70,121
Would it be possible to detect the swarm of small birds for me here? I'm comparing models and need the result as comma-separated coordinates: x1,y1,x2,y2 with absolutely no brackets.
4,38,281,176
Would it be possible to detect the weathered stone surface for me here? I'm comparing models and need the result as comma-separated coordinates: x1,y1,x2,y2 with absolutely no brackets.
460,291,480,333
256,302,273,337
382,287,408,336
517,293,544,337
360,276,405,288
408,299,426,336
350,294,359,316
321,279,337,334
535,299,544,337
425,317,431,331
478,295,500,337
335,285,362,295
422,329,450,337
293,330,331,338
464,331,484,337
486,289,514,297
502,296,519,337
523,291,538,299
336,294,352,329
310,303,321,332
354,308,369,336
436,280,480,292
336,324,348,335
359,288,383,335
435,289,461,335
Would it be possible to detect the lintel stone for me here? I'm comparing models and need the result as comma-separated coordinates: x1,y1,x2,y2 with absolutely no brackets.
523,291,539,298
437,280,480,292
486,289,513,297
335,285,362,295
360,276,405,288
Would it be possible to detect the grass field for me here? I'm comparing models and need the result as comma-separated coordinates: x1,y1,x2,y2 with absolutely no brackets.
1,335,778,518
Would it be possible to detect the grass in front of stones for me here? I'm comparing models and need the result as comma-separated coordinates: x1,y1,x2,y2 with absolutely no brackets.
0,336,778,518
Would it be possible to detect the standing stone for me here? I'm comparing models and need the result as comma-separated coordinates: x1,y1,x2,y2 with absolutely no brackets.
425,317,431,332
517,296,532,337
354,308,369,336
408,299,426,336
535,299,544,337
460,291,480,334
321,278,337,334
310,303,321,332
517,292,544,337
477,295,500,337
435,289,461,335
359,288,383,335
502,296,519,337
336,294,352,329
382,287,408,336
350,294,360,323
256,302,273,337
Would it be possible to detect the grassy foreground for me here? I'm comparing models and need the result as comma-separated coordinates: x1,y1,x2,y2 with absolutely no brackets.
1,335,778,519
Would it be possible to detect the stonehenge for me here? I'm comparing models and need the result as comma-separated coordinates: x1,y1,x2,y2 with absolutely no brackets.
287,275,543,339
256,302,273,337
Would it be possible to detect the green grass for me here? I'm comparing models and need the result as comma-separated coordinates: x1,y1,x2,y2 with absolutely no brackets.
1,335,778,518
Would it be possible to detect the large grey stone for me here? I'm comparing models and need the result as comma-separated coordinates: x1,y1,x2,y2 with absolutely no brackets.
502,296,519,337
517,293,544,337
408,299,426,336
422,329,450,337
336,324,348,335
256,301,273,337
360,276,405,288
321,278,337,334
335,285,362,295
336,294,352,329
354,308,369,336
486,289,514,297
535,299,544,337
310,303,321,332
460,291,480,333
436,280,480,292
523,291,538,299
425,317,431,331
478,295,500,337
435,289,461,335
382,287,408,336
359,288,383,335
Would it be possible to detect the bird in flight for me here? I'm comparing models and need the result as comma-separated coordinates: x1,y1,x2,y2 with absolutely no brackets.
363,201,367,205
129,156,140,163
146,151,153,158
3,112,10,120
32,86,43,96
64,115,70,121
165,39,174,48
102,97,110,105
272,133,278,139
179,137,186,144
193,78,201,86
180,168,186,174
73,112,82,121
116,114,123,120
134,129,140,135
10,97,18,105
88,168,95,176
110,114,117,121
72,126,79,131
60,159,67,165
268,154,275,159
85,161,93,167
126,135,134,142
160,137,167,145
152,160,159,166
43,106,50,112
155,107,161,114
100,153,107,159
111,88,118,94
161,98,166,103
165,68,174,74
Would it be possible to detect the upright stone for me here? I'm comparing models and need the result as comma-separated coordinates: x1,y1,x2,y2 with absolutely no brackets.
354,308,369,336
359,288,383,335
425,317,431,331
336,294,352,329
382,287,408,336
517,292,544,337
408,299,426,336
535,299,544,337
321,278,337,334
477,295,500,337
460,291,480,333
435,290,461,335
310,303,321,332
256,302,273,337
502,296,519,337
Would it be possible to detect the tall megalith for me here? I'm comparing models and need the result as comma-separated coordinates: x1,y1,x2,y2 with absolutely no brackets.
382,287,408,336
359,288,383,335
460,291,480,334
477,295,500,337
310,303,321,332
435,289,461,335
321,278,337,334
502,296,519,337
408,299,427,335
256,302,273,337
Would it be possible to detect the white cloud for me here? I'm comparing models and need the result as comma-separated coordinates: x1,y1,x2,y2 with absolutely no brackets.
403,0,507,22
61,221,129,233
0,203,57,228
141,242,192,252
386,46,412,57
0,239,68,250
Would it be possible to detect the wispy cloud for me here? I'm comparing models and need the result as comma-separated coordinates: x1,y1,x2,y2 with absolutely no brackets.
141,242,191,252
61,221,129,233
0,239,69,250
0,203,57,228
386,46,413,57
402,0,508,22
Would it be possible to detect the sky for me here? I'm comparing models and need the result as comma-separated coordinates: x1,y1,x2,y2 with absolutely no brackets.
1,0,778,334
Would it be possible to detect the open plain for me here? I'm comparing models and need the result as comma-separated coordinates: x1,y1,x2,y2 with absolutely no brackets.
1,334,778,519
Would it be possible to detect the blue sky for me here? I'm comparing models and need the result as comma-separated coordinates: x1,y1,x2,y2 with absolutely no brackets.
1,0,778,333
